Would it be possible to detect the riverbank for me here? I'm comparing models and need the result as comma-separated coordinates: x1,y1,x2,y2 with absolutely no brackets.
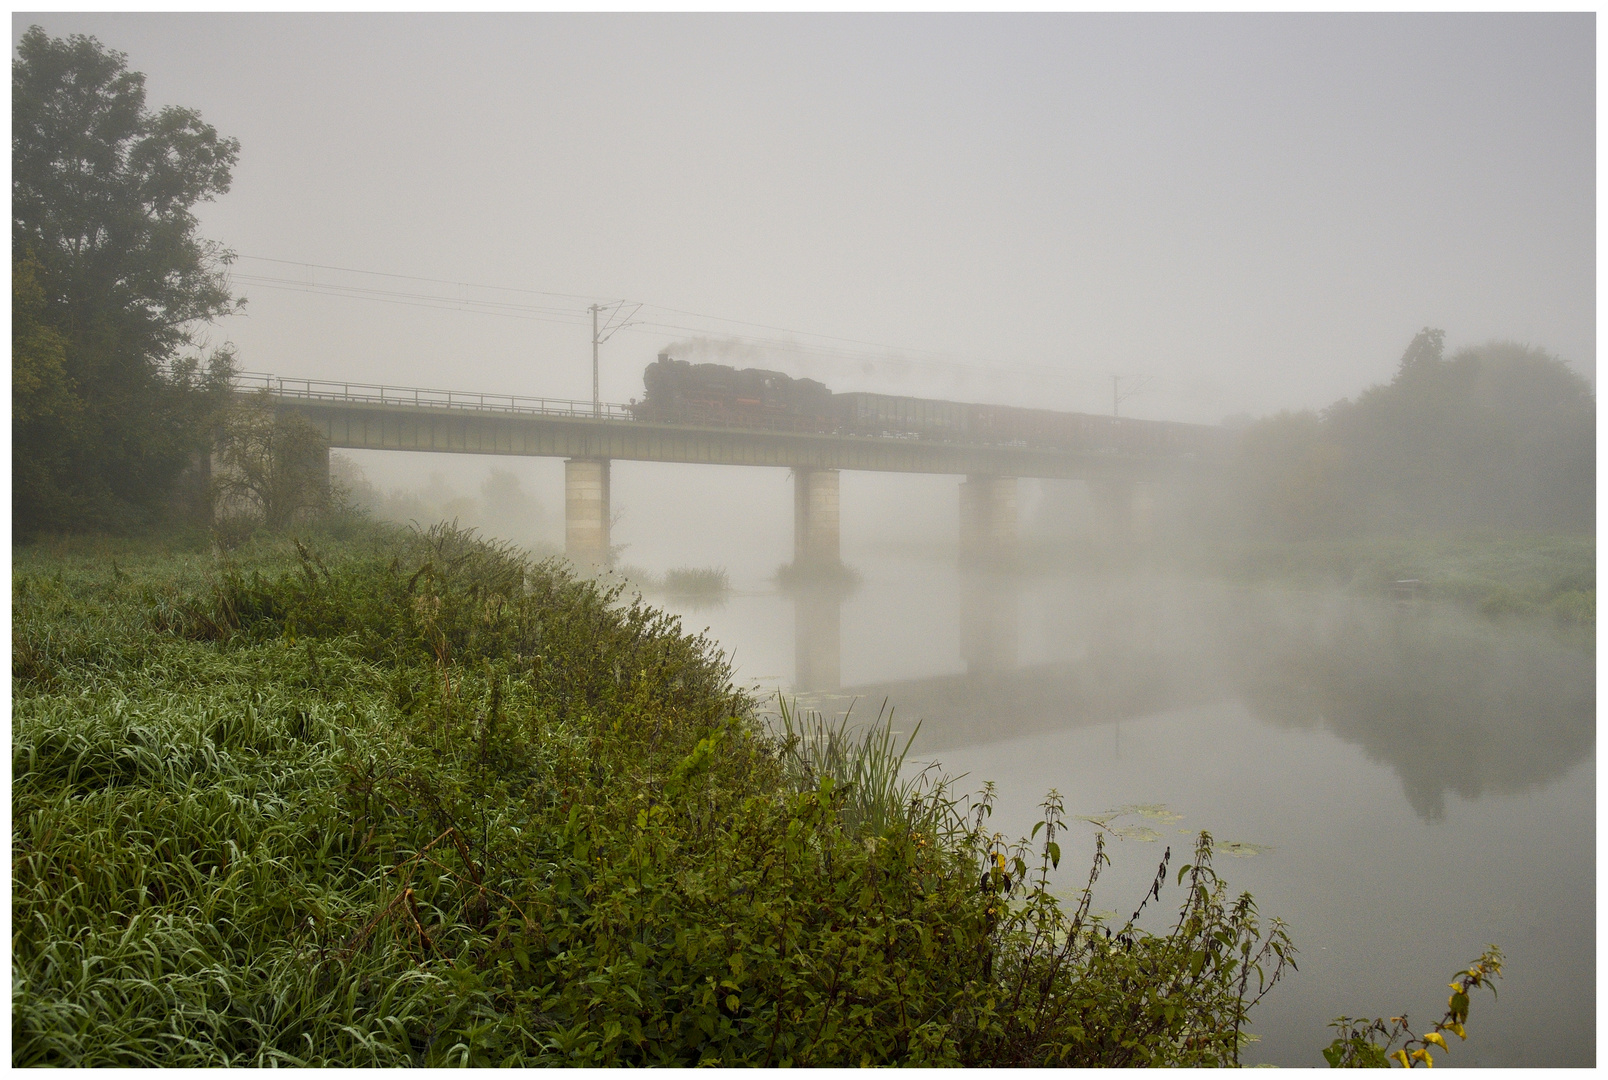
1010,530,1593,632
1204,533,1593,624
13,522,1290,1066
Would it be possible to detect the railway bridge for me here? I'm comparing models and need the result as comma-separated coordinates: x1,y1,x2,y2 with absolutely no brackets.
236,373,1222,569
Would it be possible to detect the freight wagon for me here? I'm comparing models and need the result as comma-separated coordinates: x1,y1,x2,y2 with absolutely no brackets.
834,391,971,440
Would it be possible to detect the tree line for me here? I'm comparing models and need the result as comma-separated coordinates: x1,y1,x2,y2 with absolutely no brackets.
1215,329,1594,542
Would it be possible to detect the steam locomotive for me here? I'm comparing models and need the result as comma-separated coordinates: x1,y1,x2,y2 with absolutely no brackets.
635,354,836,431
631,351,1221,457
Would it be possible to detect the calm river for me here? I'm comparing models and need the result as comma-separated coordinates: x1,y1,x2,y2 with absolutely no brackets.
645,550,1594,1068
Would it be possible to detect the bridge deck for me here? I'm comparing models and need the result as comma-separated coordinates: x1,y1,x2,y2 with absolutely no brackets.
244,375,1207,480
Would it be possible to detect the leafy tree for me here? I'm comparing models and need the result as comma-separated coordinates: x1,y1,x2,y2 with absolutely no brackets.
13,252,83,526
13,26,240,535
1327,333,1594,533
1456,340,1595,532
213,389,332,533
1230,409,1346,541
1219,329,1594,541
1393,326,1446,381
329,452,383,514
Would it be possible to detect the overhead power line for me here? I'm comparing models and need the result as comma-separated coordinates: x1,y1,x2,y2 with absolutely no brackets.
235,254,979,361
227,254,1226,407
228,255,1087,382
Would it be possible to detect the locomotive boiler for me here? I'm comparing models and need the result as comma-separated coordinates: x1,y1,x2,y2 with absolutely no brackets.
632,352,835,431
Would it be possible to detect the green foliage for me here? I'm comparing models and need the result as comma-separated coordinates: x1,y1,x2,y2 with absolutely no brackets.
212,389,334,534
13,523,1294,1066
12,26,240,535
1323,946,1503,1067
13,252,84,529
1220,330,1593,542
933,796,1299,1067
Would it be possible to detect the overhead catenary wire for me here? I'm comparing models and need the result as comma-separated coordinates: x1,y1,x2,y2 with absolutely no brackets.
229,255,1097,384
227,254,1226,406
238,254,994,359
228,274,589,319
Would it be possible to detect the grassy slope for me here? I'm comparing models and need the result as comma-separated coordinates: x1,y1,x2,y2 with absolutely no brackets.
13,524,1288,1067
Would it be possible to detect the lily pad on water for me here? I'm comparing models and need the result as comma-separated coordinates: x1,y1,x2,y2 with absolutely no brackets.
1076,805,1271,856
1122,804,1185,825
1075,804,1178,841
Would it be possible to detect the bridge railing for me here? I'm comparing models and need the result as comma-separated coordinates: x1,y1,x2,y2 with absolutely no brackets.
234,371,636,421
236,371,1224,460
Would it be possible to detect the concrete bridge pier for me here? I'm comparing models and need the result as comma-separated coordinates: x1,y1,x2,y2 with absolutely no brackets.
565,458,612,569
958,474,1017,565
792,467,841,568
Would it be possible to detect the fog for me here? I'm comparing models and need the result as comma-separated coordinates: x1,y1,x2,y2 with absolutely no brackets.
18,12,1589,567
12,13,1593,418
15,13,1594,1068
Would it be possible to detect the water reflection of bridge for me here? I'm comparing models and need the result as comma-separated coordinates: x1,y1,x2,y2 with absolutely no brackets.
836,656,1228,756
791,574,1230,753
790,581,1594,820
793,573,1027,693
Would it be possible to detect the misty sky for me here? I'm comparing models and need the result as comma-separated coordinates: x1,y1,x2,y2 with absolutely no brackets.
14,15,1595,411
11,14,1596,570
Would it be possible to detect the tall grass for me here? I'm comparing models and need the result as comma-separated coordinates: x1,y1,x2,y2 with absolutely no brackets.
662,566,729,598
774,698,960,841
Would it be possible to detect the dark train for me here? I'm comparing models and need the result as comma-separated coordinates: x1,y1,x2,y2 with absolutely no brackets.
634,354,836,431
631,350,1222,457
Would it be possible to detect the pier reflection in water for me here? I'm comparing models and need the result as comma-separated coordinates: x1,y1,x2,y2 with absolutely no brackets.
958,571,1018,674
792,587,842,692
790,569,1022,692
